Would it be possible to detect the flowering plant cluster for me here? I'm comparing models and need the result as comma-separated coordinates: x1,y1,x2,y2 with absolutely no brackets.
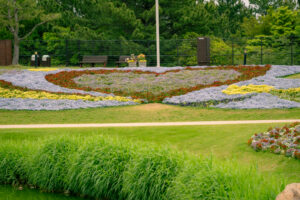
137,54,146,62
248,122,300,159
125,54,137,63
222,84,275,95
45,65,271,102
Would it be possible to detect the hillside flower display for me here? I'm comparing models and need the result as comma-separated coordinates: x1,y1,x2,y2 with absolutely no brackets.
46,65,270,102
0,65,299,110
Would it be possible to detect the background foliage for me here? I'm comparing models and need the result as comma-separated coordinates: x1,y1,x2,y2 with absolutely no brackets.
0,0,299,66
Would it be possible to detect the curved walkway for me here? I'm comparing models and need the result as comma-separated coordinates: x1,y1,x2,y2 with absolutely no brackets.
0,119,299,129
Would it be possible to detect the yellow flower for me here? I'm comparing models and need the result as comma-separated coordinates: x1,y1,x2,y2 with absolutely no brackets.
28,68,59,72
222,84,275,95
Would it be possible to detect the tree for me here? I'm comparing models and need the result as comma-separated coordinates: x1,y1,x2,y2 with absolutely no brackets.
0,0,60,64
270,6,297,37
249,0,297,15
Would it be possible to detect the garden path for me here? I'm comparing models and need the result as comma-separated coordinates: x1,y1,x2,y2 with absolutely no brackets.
0,119,299,129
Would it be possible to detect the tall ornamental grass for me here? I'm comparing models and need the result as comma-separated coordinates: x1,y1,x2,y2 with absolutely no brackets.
0,135,285,200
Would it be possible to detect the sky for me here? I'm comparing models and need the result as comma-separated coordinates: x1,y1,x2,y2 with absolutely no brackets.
243,0,250,6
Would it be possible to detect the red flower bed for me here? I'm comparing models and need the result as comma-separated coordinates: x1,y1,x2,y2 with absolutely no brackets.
45,65,271,102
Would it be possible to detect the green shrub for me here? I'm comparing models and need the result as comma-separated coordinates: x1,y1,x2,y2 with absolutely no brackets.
27,138,77,191
122,146,184,200
166,157,285,200
0,142,25,184
67,137,133,200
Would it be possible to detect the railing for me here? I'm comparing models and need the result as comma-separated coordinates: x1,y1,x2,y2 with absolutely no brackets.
18,36,300,66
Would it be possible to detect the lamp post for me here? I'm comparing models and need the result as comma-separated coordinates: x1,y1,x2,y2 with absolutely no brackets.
155,0,160,67
244,49,247,65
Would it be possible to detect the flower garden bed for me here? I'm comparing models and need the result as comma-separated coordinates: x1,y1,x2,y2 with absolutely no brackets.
248,122,300,159
0,79,139,110
0,65,299,110
164,65,300,108
45,65,271,102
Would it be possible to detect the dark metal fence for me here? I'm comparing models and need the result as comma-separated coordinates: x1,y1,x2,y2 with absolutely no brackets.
18,36,300,66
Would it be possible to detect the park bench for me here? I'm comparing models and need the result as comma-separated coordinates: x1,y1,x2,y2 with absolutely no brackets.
79,55,108,67
115,56,130,67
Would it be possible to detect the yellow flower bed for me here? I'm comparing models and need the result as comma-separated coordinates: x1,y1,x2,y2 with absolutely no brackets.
0,87,140,103
223,84,300,96
28,68,59,72
222,84,275,95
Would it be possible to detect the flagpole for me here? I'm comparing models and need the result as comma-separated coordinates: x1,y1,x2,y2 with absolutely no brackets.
155,0,160,67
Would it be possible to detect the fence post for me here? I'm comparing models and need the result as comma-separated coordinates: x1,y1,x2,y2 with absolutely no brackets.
176,39,179,66
77,40,81,66
260,38,263,65
231,39,234,65
291,37,294,66
65,39,69,66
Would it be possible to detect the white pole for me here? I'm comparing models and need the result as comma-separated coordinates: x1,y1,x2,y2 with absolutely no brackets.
155,0,160,67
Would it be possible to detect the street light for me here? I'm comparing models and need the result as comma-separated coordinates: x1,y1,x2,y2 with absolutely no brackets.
155,0,160,67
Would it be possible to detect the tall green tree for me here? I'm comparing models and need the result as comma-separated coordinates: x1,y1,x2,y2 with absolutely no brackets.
249,0,297,15
0,0,60,64
270,6,298,37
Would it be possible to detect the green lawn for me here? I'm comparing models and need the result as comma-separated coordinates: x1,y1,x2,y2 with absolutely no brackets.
0,104,299,124
285,73,300,79
1,123,299,183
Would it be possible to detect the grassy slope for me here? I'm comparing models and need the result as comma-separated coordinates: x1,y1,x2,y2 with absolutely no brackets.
285,73,300,79
1,123,299,183
0,104,299,124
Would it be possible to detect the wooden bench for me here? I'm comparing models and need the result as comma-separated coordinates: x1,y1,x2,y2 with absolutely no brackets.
115,56,130,67
79,56,108,67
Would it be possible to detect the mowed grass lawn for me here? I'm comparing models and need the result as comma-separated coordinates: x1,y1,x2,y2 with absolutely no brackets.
1,123,299,183
0,103,299,124
285,73,300,79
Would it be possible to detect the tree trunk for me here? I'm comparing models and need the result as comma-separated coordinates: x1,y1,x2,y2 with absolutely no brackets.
12,35,19,65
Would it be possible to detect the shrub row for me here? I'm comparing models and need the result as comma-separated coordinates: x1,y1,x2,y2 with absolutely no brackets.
0,135,284,200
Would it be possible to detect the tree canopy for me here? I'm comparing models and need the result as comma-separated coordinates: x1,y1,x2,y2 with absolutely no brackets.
0,0,299,65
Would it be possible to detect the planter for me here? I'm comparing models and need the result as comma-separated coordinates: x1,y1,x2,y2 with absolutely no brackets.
139,61,147,67
128,62,137,67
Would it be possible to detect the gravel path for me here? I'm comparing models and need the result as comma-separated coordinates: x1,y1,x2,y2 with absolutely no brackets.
0,120,299,129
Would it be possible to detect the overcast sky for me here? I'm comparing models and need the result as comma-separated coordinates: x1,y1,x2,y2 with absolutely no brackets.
243,0,250,6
